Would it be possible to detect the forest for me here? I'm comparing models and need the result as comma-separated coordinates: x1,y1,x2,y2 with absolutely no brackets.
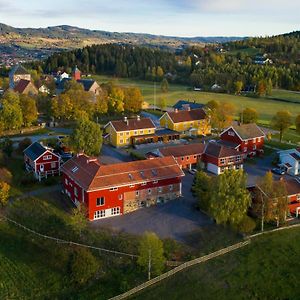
42,31,300,93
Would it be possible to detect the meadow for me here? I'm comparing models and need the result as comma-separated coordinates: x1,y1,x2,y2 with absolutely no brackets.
132,227,300,300
93,75,300,124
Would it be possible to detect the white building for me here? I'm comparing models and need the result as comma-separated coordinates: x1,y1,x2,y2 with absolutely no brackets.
278,148,300,176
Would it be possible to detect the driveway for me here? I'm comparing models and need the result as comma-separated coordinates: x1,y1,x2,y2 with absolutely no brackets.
90,173,213,241
99,144,132,164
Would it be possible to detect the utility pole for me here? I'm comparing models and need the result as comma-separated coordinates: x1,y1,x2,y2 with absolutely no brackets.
154,82,157,108
148,248,152,281
257,185,268,232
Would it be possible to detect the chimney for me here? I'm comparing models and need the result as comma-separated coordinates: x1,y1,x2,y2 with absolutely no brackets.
124,116,129,126
187,106,191,111
175,108,178,113
137,115,140,121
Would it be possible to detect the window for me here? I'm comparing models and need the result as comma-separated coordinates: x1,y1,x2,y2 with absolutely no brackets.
65,178,68,185
257,137,261,142
136,191,139,196
148,129,151,133
244,147,247,153
236,155,241,162
228,131,235,137
245,140,248,145
43,155,52,160
140,130,144,134
96,197,105,206
253,145,257,150
148,189,152,195
111,207,120,215
181,157,184,161
74,187,78,197
153,180,158,184
120,139,124,144
186,156,190,160
94,210,105,219
297,194,300,201
194,155,197,159
126,138,130,143
109,187,118,191
141,182,147,186
72,166,79,173
220,158,226,165
126,132,130,135
134,131,138,135
118,194,123,200
253,138,256,143
130,184,135,188
169,185,173,191
120,132,123,136
51,162,56,168
158,187,162,193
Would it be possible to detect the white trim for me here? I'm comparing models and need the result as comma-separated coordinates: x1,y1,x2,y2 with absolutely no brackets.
220,125,265,142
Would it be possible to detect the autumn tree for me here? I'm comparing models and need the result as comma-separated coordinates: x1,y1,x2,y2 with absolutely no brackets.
69,118,102,156
158,97,167,111
124,87,143,113
160,78,169,93
271,110,292,142
209,170,251,226
241,107,258,124
138,231,166,279
156,66,164,79
257,80,266,97
19,95,38,126
108,86,125,114
210,102,235,131
0,181,10,207
234,81,243,95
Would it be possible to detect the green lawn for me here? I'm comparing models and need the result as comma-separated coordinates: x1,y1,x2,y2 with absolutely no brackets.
132,227,300,300
92,75,300,122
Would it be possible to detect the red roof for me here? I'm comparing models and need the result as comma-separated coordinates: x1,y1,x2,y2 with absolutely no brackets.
166,108,207,123
14,79,31,93
108,118,155,132
61,154,184,191
159,143,206,158
285,179,300,196
205,142,241,158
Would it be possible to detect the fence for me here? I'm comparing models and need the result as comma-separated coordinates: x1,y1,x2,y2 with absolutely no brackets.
109,240,251,300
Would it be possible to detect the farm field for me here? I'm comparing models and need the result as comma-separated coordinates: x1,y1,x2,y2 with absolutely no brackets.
132,227,300,300
92,75,300,123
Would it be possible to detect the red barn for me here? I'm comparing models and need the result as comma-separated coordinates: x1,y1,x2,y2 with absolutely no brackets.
220,123,265,157
24,142,61,181
285,179,300,217
61,154,184,221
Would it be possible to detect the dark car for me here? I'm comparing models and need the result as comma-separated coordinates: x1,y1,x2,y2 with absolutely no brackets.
271,168,285,175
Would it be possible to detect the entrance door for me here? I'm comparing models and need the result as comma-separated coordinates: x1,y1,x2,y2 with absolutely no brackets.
40,164,44,172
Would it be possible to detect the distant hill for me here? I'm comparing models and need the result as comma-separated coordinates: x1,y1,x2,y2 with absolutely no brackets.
0,23,245,63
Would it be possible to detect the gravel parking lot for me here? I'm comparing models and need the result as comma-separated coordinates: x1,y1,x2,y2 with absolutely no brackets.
90,173,213,241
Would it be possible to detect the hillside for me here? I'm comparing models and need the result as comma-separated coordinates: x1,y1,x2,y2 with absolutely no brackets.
132,228,300,300
0,23,244,64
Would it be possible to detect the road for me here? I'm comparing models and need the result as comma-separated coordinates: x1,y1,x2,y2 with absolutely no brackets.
99,144,132,164
90,173,213,241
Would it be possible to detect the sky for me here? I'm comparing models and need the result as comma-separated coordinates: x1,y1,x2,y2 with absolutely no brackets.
0,0,299,37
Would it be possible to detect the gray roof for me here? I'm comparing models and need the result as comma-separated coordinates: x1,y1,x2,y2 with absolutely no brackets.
77,79,97,91
173,100,205,111
231,123,265,140
24,142,47,161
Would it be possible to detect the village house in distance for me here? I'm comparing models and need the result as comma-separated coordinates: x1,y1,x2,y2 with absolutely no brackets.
61,154,184,220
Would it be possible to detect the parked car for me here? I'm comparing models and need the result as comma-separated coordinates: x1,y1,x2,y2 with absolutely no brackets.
271,168,285,175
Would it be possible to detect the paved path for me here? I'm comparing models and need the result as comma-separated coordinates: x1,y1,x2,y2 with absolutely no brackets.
90,173,213,241
99,144,132,164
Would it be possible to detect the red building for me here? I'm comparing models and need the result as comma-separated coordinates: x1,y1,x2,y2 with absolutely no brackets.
220,123,265,157
158,144,205,169
156,142,243,175
61,154,184,221
72,66,81,81
24,142,61,181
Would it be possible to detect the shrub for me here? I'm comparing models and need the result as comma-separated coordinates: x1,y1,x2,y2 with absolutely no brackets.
236,216,256,234
20,174,36,186
69,248,99,285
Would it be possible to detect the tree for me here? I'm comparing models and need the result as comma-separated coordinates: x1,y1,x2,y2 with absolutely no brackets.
192,170,213,211
209,170,251,226
234,81,243,95
241,107,258,124
158,97,167,111
138,231,165,279
295,114,300,134
271,110,292,142
19,95,38,127
257,80,266,97
1,138,13,157
160,78,169,93
156,66,164,79
70,203,88,237
124,87,143,113
0,181,10,207
69,118,102,156
210,102,235,131
69,248,98,285
17,138,32,154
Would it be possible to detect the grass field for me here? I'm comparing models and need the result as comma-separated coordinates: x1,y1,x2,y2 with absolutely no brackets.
132,227,300,300
92,75,300,123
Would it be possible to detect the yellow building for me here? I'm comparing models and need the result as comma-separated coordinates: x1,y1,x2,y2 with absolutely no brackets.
159,108,211,136
104,116,156,147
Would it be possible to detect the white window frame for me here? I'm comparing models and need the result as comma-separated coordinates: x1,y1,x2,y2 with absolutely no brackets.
94,210,105,219
96,197,105,206
169,185,173,191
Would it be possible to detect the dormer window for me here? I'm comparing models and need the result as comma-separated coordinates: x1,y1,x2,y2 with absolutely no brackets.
72,166,79,173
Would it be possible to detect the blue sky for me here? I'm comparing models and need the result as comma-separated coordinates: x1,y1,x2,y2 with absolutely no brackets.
0,0,299,37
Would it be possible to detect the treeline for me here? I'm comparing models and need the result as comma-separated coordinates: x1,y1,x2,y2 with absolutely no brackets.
44,44,179,80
